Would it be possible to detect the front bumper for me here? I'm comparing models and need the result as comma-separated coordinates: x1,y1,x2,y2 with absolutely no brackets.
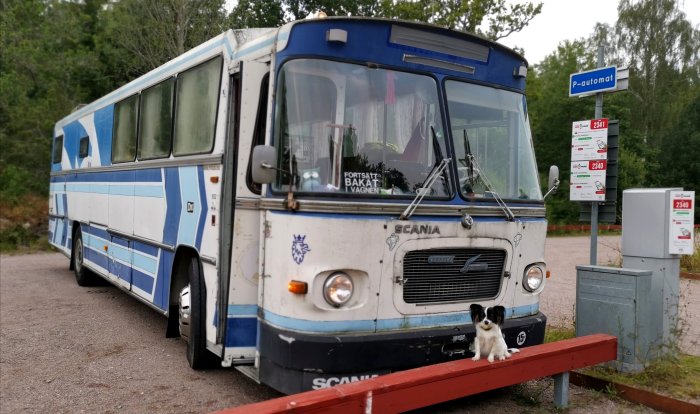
259,312,547,394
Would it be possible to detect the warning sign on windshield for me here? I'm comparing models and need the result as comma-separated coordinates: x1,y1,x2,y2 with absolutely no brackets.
344,171,381,194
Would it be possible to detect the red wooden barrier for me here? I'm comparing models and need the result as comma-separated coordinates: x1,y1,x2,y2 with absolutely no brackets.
214,334,617,414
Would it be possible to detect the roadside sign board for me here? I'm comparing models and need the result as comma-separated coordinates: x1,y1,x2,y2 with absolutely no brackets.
570,160,607,201
571,119,608,160
668,190,695,255
570,119,608,201
569,66,617,97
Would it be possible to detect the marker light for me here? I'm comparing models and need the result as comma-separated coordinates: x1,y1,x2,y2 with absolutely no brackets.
523,264,544,292
288,280,308,294
323,272,353,307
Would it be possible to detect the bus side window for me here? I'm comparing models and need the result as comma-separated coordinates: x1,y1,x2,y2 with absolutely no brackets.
79,135,89,158
112,94,139,163
173,55,223,156
138,77,175,160
246,73,270,195
53,135,63,164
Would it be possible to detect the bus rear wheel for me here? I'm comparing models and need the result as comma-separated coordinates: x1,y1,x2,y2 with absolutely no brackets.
72,228,97,286
178,256,217,369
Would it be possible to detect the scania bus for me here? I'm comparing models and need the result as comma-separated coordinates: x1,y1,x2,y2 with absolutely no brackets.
48,17,559,394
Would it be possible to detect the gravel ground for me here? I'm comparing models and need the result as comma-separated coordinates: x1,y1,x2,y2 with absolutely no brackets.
541,235,700,355
3,237,692,413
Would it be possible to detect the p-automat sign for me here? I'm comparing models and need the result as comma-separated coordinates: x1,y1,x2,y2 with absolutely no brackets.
569,66,617,97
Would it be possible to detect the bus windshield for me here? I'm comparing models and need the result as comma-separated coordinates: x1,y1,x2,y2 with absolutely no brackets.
272,59,451,198
445,80,542,202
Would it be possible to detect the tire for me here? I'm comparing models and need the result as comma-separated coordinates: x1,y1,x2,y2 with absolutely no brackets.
179,256,217,369
72,228,97,286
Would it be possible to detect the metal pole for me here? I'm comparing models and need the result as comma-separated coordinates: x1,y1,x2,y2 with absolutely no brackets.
590,45,604,265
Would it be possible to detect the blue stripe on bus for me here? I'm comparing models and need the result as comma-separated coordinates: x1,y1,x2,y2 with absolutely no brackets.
111,237,129,248
154,250,173,310
132,268,154,293
269,210,547,223
163,168,181,246
133,240,159,257
62,121,89,169
55,194,64,215
225,317,257,347
81,224,110,240
63,169,162,183
94,105,114,166
177,166,199,247
83,230,158,275
263,309,375,332
132,251,157,274
111,258,132,282
227,304,259,316
84,246,110,273
195,166,207,250
261,303,540,333
64,182,164,198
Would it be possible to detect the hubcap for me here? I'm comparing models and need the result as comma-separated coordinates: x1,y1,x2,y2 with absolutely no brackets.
179,284,191,342
74,239,83,272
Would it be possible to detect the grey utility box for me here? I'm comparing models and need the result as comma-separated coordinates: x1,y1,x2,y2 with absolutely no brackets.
621,188,682,355
576,265,653,373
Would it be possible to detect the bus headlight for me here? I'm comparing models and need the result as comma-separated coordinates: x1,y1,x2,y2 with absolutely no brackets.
523,264,544,292
323,272,353,307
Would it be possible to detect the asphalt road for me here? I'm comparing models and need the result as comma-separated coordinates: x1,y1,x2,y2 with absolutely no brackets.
3,236,695,412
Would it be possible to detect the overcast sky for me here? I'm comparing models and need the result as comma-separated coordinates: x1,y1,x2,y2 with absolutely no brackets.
499,0,700,65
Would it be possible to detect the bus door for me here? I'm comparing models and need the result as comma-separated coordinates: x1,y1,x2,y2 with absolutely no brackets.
222,60,269,367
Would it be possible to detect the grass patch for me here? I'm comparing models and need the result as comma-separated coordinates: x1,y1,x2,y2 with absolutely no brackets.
546,229,622,237
545,325,699,402
582,353,700,402
544,326,575,343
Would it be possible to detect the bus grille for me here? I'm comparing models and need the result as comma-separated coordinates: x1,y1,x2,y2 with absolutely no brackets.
402,248,506,304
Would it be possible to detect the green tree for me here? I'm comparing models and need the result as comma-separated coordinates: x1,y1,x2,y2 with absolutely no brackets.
0,0,105,199
229,0,542,41
98,0,227,79
659,92,700,220
526,40,595,223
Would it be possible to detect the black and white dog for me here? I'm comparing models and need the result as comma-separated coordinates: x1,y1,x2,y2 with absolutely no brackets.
470,304,519,363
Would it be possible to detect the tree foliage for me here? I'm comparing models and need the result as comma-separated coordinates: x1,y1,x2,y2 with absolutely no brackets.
100,0,227,79
229,0,542,41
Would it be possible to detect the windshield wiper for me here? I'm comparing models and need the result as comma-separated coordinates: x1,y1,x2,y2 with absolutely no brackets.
400,126,450,220
459,129,514,221
462,129,476,190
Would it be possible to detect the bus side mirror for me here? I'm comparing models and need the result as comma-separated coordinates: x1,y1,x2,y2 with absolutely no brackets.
544,165,560,199
251,145,277,184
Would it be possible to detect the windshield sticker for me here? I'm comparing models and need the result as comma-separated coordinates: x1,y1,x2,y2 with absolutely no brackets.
386,233,399,251
343,172,381,194
292,235,310,264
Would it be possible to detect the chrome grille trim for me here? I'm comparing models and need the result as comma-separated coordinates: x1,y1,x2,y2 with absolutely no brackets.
402,248,506,304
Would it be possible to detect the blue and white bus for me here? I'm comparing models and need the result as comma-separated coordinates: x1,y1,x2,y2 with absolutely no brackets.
49,17,558,394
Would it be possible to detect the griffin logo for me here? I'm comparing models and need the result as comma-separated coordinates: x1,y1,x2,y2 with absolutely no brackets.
460,254,488,273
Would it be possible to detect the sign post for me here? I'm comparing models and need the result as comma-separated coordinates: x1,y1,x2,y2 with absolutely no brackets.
569,46,629,265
